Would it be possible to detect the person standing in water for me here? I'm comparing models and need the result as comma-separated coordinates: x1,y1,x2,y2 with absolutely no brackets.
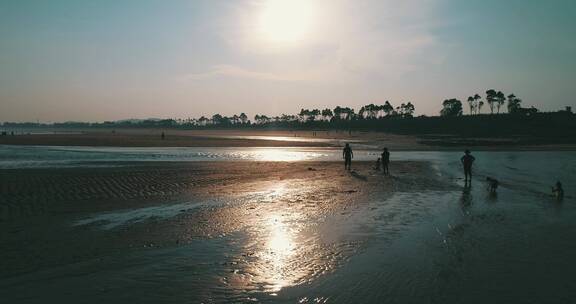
343,143,353,171
461,150,476,184
381,147,390,175
552,181,564,201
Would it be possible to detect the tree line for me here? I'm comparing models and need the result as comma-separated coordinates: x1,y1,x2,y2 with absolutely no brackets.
441,89,537,117
200,101,416,126
2,93,572,133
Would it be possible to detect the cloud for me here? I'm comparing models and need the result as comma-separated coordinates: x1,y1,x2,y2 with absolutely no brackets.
210,0,442,82
183,64,300,82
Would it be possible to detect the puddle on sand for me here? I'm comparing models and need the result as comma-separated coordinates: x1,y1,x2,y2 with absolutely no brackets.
73,202,204,230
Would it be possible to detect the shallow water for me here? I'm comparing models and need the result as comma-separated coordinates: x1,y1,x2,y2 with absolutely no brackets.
1,146,575,303
73,201,206,230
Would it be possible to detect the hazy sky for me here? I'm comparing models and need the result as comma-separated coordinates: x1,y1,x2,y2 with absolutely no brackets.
1,0,575,122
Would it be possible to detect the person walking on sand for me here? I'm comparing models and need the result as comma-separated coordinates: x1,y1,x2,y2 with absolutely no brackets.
343,143,353,171
381,147,390,175
461,150,475,184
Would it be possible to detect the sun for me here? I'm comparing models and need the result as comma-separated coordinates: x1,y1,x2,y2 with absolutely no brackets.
258,0,315,44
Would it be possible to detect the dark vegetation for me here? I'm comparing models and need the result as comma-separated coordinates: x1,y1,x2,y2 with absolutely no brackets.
2,90,575,142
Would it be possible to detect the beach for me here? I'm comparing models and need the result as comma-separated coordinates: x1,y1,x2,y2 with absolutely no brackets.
0,161,445,275
1,137,576,303
2,128,576,151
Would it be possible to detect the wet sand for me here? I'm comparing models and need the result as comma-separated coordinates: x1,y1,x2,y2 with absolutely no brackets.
0,161,449,277
2,154,576,303
0,130,333,147
1,128,575,150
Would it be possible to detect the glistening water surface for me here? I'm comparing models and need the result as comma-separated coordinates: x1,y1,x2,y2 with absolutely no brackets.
1,146,575,303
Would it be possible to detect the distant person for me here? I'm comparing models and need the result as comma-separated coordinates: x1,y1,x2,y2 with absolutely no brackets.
161,131,165,140
381,148,390,175
460,150,475,183
486,177,499,193
552,181,564,200
343,143,353,170
374,157,381,170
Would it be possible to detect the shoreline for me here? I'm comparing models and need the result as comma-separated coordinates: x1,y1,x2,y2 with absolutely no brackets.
1,128,575,151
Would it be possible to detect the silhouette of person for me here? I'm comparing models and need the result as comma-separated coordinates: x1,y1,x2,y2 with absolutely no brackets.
381,148,390,175
343,143,353,170
161,131,165,140
461,150,475,184
374,157,381,170
552,181,564,201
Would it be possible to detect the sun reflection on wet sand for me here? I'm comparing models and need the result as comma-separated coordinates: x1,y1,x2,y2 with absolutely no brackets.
252,148,327,161
220,176,359,298
261,214,296,292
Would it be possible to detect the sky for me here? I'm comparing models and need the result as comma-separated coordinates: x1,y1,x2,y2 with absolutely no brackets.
1,0,575,122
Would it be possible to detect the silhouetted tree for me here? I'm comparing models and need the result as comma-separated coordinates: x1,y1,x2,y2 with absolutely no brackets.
402,102,415,117
507,94,522,114
467,94,481,115
212,114,223,124
309,109,321,122
440,99,463,117
496,91,506,114
254,114,270,124
335,107,354,120
298,109,310,122
239,113,248,124
333,106,343,120
321,108,333,121
486,89,497,114
360,104,379,119
382,101,394,116
198,116,209,126
467,96,475,115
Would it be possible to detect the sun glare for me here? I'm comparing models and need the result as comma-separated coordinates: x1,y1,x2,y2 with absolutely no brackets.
258,0,315,44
